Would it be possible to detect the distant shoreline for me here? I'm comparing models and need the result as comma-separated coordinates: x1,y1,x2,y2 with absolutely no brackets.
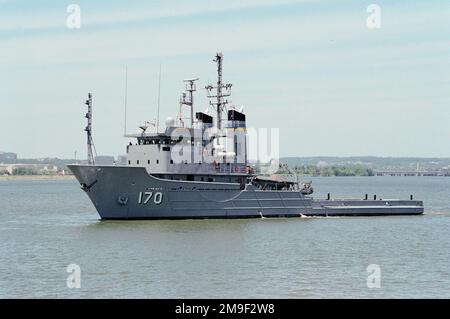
0,175,75,181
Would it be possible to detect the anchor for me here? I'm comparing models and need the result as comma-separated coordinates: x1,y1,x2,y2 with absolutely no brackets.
81,179,98,192
117,195,129,206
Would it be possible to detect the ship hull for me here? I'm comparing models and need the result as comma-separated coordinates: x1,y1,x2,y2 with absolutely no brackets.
68,165,424,219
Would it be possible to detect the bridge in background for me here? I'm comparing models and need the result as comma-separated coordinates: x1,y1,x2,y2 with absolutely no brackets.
375,171,450,177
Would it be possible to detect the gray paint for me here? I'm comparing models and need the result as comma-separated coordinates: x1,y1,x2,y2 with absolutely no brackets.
68,164,423,219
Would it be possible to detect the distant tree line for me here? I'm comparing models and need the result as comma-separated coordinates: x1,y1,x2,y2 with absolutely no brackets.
276,165,375,177
294,165,374,176
12,168,40,175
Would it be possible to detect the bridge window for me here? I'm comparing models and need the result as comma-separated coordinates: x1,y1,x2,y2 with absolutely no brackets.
147,160,150,164
137,160,140,165
170,160,173,164
156,160,159,164
128,160,130,165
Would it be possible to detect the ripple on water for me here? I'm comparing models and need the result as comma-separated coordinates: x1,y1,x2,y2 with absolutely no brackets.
0,177,449,298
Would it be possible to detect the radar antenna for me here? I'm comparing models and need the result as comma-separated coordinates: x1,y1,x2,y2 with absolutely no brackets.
205,52,232,130
139,121,156,135
84,93,95,165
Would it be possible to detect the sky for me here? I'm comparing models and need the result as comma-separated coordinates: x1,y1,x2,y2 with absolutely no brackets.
1,0,449,159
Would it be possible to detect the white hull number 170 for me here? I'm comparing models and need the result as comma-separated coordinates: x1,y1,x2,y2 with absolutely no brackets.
138,191,163,205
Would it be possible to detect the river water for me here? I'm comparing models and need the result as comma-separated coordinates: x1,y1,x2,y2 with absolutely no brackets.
0,176,449,298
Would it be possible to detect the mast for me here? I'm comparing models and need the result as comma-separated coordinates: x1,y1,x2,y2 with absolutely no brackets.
180,78,199,128
156,63,162,133
84,93,94,165
206,52,232,130
215,53,223,129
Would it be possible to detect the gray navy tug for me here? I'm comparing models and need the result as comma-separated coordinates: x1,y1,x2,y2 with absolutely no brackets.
68,53,424,219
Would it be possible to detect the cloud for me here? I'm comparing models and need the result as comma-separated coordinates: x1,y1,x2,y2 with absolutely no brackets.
1,0,449,157
0,0,309,32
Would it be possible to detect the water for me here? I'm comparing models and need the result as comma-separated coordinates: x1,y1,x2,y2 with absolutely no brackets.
0,177,449,298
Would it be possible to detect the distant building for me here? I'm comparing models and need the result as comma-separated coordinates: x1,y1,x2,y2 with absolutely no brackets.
0,164,58,175
316,161,329,168
0,152,18,163
0,165,11,175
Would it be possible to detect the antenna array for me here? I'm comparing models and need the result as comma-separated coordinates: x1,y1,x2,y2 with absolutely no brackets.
84,93,95,165
180,78,199,128
205,52,232,130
